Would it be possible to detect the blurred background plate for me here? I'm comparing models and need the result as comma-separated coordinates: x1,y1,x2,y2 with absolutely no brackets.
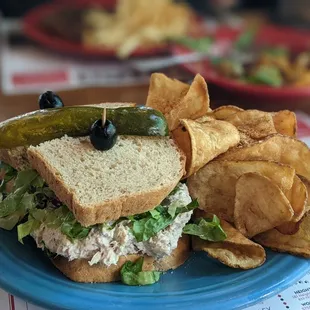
172,24,310,107
22,0,170,58
0,228,310,310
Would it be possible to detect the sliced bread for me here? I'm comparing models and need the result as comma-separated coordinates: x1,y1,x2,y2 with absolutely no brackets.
28,135,185,226
52,235,190,283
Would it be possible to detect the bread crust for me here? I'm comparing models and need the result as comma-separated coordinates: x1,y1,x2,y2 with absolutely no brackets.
27,139,186,227
51,235,190,283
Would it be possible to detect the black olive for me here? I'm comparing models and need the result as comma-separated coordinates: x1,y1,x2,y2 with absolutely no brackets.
90,119,117,151
38,91,64,109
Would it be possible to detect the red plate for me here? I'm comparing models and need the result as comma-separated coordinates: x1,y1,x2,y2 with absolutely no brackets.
23,0,169,58
171,24,310,103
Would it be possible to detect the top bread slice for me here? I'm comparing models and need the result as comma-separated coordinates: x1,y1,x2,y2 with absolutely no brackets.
27,135,185,226
0,102,136,170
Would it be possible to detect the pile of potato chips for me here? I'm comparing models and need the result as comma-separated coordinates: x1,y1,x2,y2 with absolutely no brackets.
82,0,192,58
146,72,310,269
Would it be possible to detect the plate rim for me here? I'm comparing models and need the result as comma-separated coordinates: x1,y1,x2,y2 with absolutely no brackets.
22,0,168,58
0,238,310,310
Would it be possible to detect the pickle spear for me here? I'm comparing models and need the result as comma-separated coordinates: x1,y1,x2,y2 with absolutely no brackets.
0,106,169,149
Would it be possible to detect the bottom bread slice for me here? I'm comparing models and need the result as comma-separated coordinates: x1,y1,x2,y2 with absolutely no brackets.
51,235,190,283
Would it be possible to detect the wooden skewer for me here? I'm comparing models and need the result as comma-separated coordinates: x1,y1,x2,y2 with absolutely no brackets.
102,108,107,125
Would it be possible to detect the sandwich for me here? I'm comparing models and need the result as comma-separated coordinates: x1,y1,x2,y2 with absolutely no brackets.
0,98,197,284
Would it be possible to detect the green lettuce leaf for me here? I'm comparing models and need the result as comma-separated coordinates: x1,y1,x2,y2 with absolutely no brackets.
0,169,39,218
183,215,227,242
13,169,38,191
149,209,161,219
0,162,17,192
167,204,177,218
0,187,27,218
131,199,198,242
0,164,61,231
61,221,91,241
0,213,21,230
174,199,199,215
0,164,92,242
120,257,161,286
263,46,289,57
234,28,257,50
17,206,92,243
247,65,283,87
17,217,41,244
174,37,213,52
213,59,244,78
58,209,91,240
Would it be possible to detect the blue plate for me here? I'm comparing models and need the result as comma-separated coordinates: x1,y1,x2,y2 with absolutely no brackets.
0,228,309,310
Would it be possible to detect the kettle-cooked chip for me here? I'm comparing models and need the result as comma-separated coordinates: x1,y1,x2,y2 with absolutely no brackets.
192,219,266,269
172,118,240,178
276,219,303,235
255,213,310,258
146,73,209,131
217,134,310,180
234,173,294,238
187,160,295,221
298,175,310,205
272,110,297,137
206,105,244,120
276,175,308,234
225,110,277,140
284,175,308,222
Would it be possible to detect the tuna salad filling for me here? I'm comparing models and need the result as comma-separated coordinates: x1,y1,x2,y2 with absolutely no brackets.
31,183,193,267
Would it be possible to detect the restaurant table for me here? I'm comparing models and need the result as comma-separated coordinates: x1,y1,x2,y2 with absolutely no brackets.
2,84,310,122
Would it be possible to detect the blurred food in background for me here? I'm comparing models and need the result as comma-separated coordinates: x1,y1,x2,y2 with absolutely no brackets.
83,0,193,58
177,27,310,88
38,0,196,59
215,44,310,88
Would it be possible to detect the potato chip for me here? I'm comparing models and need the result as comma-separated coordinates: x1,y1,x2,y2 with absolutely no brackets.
146,73,209,131
206,105,244,120
192,219,266,269
255,213,310,258
234,173,294,238
146,73,189,113
172,118,240,178
298,175,310,206
284,175,307,222
276,220,302,235
187,160,295,221
276,175,309,234
217,134,310,180
224,110,277,140
238,131,256,147
171,124,192,176
272,110,297,137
